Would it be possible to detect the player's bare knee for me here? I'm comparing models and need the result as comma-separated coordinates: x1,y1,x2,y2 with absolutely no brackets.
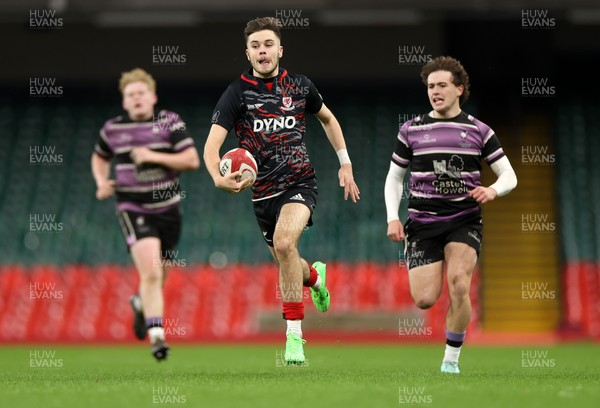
412,294,436,309
415,299,435,309
273,236,296,260
140,268,163,284
449,278,470,301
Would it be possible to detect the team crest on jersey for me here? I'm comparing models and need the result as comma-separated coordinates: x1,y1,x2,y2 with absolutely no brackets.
459,131,472,148
281,97,294,111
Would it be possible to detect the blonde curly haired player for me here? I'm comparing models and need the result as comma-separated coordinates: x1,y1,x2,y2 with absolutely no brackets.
91,68,200,361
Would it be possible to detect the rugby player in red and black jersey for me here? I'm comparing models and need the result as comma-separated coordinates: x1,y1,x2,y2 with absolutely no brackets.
204,17,360,364
91,68,200,361
385,57,517,373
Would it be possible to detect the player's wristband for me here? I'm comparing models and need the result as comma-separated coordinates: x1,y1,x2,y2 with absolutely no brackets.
336,149,351,165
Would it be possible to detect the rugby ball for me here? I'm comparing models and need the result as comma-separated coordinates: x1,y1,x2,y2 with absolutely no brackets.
219,148,258,185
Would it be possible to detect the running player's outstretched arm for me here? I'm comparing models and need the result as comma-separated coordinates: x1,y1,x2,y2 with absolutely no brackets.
204,124,251,194
385,122,411,242
91,153,115,200
129,146,200,171
384,162,407,242
469,156,517,204
314,104,360,203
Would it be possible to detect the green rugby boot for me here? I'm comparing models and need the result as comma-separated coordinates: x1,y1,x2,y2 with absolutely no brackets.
284,333,306,365
310,261,330,312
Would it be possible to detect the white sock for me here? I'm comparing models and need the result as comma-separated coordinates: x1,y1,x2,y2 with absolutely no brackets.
131,294,143,312
286,320,302,337
148,327,165,343
443,344,462,363
312,274,322,290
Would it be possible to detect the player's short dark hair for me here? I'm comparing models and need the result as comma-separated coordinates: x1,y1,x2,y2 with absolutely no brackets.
244,17,282,43
420,56,470,105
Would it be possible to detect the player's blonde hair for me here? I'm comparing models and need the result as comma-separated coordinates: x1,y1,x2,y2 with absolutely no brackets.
119,68,156,95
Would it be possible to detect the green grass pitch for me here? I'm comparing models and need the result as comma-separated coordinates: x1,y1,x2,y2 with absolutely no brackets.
1,343,599,407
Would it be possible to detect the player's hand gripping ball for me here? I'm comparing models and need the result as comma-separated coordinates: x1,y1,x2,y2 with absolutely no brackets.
219,148,258,185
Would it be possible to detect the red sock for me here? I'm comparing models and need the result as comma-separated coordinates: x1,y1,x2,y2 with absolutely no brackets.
304,265,318,287
282,302,304,320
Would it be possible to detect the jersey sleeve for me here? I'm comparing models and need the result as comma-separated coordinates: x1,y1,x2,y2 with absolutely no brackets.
94,124,113,159
167,112,195,152
304,78,323,114
391,122,412,168
211,84,242,132
480,123,506,165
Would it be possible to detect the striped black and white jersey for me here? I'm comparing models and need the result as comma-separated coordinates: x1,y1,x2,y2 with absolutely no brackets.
392,111,505,224
95,110,195,214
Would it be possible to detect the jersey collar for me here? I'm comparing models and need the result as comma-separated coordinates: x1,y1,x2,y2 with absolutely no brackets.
241,68,288,92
